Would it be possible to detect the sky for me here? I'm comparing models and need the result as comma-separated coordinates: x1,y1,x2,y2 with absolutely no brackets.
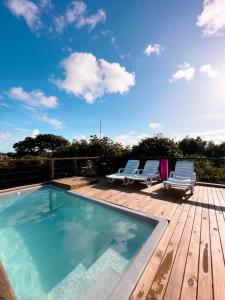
0,0,225,152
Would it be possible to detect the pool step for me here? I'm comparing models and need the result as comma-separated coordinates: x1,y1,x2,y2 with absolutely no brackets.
47,263,87,300
48,248,129,300
82,268,121,300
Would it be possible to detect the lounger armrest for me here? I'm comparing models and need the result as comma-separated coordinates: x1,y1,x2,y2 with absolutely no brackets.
137,169,143,174
132,168,139,174
118,168,124,173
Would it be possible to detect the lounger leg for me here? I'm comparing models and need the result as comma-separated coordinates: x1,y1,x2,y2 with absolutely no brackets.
108,178,114,184
164,183,170,190
123,178,129,185
146,179,152,188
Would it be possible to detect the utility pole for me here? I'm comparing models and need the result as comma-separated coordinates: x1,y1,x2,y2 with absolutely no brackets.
100,120,102,139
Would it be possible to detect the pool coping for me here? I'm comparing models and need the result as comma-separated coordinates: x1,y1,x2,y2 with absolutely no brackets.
0,182,47,194
69,190,168,300
0,184,168,300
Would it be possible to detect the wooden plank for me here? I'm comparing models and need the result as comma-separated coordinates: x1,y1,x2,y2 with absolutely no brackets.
146,190,196,300
142,188,179,219
146,202,191,299
207,187,225,300
0,262,17,300
75,185,105,196
51,177,99,189
92,189,122,201
130,200,185,300
164,187,200,300
197,186,213,300
180,185,203,300
216,188,225,220
213,188,225,260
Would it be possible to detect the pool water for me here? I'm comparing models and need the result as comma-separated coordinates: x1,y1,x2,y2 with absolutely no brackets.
0,185,155,300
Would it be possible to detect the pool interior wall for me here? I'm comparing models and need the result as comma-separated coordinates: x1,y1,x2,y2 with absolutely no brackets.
0,184,167,300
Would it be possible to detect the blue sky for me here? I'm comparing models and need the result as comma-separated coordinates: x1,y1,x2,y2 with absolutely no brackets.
0,0,225,152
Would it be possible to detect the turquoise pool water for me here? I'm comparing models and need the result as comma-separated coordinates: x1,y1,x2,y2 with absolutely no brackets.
0,185,155,300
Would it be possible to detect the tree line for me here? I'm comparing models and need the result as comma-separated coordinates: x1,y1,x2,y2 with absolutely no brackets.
8,133,225,158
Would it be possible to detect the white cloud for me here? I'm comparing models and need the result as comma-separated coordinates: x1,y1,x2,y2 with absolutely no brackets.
7,86,58,109
38,114,62,128
144,44,163,56
171,63,196,82
0,132,11,142
66,1,106,29
53,52,135,104
5,0,104,34
31,128,40,137
5,0,42,31
173,127,225,144
149,123,161,129
39,0,53,10
15,127,29,132
193,112,225,120
199,64,218,78
53,15,66,33
196,0,225,36
74,134,86,141
114,131,148,146
78,10,106,29
0,102,10,108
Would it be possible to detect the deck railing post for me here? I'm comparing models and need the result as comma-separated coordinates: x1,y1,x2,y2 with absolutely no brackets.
73,159,78,176
51,159,55,179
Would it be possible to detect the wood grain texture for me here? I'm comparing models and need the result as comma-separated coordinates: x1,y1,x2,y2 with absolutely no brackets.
69,179,225,300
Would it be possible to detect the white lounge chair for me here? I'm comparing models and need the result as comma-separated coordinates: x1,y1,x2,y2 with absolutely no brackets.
106,160,140,184
125,160,160,188
163,161,196,194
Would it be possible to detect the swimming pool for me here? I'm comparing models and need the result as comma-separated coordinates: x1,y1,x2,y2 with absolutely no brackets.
0,185,167,300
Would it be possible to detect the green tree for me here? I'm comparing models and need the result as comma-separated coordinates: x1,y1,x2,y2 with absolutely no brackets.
88,135,124,157
215,142,225,157
56,139,89,157
13,134,69,157
13,137,37,157
35,134,69,153
132,135,181,157
179,136,206,155
55,135,125,157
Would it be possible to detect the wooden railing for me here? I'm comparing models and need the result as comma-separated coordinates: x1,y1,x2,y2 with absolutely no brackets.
0,157,100,189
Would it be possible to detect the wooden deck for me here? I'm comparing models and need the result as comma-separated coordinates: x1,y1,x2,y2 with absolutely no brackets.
0,262,16,300
51,176,99,189
72,179,225,300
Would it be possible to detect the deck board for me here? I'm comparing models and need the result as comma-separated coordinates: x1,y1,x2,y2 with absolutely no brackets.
0,262,17,300
208,188,225,300
69,179,225,300
163,188,199,300
180,186,203,300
